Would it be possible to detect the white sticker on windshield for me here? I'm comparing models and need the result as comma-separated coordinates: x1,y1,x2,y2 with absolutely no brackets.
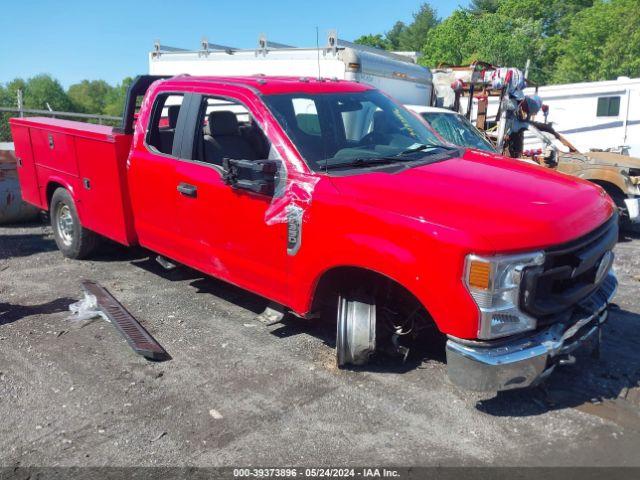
407,143,424,150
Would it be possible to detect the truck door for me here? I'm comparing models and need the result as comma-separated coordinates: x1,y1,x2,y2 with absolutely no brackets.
127,92,189,260
173,92,290,304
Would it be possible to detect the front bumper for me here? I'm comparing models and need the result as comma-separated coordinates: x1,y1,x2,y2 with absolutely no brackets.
624,197,640,223
446,272,617,391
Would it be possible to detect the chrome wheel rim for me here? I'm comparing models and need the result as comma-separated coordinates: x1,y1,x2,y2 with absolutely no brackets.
57,204,74,246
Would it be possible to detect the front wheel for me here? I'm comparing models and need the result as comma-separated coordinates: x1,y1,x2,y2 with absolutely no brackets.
336,293,376,367
50,188,98,259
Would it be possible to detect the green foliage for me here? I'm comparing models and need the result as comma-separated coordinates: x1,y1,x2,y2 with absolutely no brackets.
467,0,500,14
353,2,438,52
360,0,638,86
386,21,408,50
0,74,131,141
418,10,474,66
496,0,593,36
396,3,439,51
18,74,73,111
68,80,113,113
103,77,134,117
354,34,390,50
553,0,640,83
420,10,541,79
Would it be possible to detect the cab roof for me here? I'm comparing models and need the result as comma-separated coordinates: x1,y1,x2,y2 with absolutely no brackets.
159,75,374,95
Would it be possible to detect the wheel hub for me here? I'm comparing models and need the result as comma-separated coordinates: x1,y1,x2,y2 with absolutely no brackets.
57,204,74,246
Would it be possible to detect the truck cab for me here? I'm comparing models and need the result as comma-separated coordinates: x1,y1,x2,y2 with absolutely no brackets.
10,75,619,391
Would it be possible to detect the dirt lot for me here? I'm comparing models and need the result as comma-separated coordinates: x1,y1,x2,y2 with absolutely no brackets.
1,221,639,467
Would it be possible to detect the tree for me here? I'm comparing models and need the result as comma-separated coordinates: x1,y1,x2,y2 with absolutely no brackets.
554,0,640,83
419,10,474,66
4,78,27,108
354,3,438,52
496,0,594,36
386,21,408,50
22,74,73,111
103,77,134,117
420,9,544,80
467,0,500,14
68,79,113,114
397,3,439,51
354,33,390,50
467,14,541,71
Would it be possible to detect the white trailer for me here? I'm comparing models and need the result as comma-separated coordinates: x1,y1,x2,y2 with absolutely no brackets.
148,32,432,106
523,77,640,156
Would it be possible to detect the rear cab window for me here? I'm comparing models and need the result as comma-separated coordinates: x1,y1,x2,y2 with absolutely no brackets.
146,94,185,156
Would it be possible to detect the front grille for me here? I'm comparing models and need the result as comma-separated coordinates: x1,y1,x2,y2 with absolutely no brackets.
520,215,618,323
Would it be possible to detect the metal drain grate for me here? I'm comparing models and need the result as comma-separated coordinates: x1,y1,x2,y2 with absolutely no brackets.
82,280,171,361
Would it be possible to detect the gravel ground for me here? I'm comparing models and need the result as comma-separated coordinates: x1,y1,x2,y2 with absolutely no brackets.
1,221,639,467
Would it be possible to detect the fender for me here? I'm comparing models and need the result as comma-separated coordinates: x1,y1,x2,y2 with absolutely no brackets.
577,168,628,193
307,233,421,307
288,224,481,339
44,177,86,223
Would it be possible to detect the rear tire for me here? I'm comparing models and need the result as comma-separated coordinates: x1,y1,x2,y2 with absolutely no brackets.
50,188,98,259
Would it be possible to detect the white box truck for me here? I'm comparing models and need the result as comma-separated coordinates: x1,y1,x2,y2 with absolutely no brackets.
148,32,432,106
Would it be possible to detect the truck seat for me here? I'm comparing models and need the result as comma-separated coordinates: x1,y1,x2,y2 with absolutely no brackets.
203,111,259,165
157,105,181,154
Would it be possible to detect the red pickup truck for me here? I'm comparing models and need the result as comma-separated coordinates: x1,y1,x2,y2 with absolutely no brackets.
9,75,618,391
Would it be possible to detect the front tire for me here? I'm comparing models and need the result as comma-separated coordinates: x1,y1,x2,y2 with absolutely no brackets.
50,188,98,259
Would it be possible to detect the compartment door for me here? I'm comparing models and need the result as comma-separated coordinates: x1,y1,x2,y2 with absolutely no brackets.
9,125,42,207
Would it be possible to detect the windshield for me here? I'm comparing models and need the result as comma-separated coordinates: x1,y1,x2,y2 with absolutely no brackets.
263,90,447,171
420,112,496,152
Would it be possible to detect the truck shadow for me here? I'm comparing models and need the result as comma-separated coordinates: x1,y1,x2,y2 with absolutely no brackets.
189,277,269,314
127,255,269,313
129,256,203,281
0,298,75,326
0,231,58,259
475,306,640,420
123,256,640,398
90,240,149,262
270,314,447,374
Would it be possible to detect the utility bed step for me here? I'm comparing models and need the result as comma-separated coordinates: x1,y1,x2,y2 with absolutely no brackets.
82,280,171,361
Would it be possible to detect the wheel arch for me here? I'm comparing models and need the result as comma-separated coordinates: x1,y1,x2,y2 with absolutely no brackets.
590,179,624,193
308,264,430,319
45,179,79,209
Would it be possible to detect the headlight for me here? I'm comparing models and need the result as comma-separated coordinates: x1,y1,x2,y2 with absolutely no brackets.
464,251,545,339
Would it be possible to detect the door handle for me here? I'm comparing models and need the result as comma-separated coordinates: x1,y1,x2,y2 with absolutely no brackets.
177,182,197,197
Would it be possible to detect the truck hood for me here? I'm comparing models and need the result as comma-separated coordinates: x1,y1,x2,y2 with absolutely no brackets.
329,149,615,253
581,151,640,170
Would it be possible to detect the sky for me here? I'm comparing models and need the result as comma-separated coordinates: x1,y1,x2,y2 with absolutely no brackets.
0,0,469,88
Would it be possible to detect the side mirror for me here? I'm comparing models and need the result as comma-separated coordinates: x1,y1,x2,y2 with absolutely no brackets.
222,158,279,196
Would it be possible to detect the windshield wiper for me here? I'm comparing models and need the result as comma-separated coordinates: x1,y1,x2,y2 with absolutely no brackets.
323,144,461,171
323,157,401,170
397,143,459,155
